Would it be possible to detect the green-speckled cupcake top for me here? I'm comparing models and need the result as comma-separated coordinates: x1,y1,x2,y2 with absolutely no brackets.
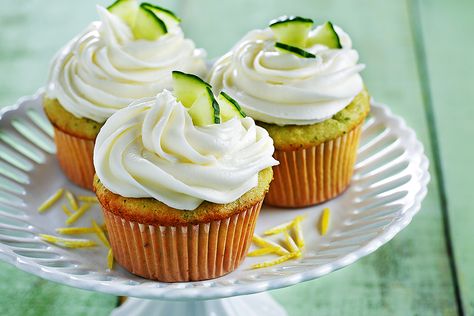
43,98,103,140
258,89,370,150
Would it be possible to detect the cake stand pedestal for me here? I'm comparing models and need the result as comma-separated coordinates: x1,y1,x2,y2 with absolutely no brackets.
112,292,286,316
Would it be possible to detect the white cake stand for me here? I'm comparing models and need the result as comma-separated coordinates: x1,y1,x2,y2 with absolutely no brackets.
0,90,429,316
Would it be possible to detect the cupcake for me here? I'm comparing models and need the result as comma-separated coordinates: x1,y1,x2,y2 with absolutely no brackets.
44,1,206,189
93,72,278,281
209,17,370,207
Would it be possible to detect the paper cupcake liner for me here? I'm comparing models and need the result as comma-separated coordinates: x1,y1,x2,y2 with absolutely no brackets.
102,201,263,282
53,126,95,190
265,125,362,208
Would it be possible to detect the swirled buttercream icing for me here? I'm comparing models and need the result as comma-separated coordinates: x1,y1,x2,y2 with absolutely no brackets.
209,24,365,125
93,90,278,210
46,6,206,123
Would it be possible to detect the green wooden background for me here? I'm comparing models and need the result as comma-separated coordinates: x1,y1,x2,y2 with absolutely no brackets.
0,0,472,315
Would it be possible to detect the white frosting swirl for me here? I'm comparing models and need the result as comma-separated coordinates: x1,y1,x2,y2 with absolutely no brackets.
94,90,278,210
47,6,206,123
209,25,365,125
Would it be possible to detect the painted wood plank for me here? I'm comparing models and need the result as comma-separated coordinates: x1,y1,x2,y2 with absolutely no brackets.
0,261,117,316
180,0,459,315
413,0,474,314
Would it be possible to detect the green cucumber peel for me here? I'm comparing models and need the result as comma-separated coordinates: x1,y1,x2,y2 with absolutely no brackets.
269,16,313,27
141,2,181,22
172,71,211,108
306,21,342,49
187,87,221,126
269,15,314,47
107,0,139,28
275,42,316,58
218,92,246,121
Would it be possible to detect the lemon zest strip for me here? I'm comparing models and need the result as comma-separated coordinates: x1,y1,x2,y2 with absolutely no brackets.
252,235,289,256
61,205,72,216
319,208,330,235
247,246,282,257
38,188,64,213
78,196,98,203
39,234,96,248
107,248,114,269
283,231,300,254
56,227,96,235
263,221,294,236
292,217,305,248
251,251,301,269
65,190,78,211
66,203,91,226
92,219,110,248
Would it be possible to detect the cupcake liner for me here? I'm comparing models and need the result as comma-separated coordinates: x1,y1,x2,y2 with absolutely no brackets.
53,126,95,190
265,125,362,208
102,201,263,282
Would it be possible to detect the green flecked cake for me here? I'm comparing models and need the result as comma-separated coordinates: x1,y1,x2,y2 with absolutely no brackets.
258,89,370,151
43,98,103,140
94,167,273,226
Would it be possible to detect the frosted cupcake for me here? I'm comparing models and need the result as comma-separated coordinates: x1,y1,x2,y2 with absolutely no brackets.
209,16,370,207
44,1,206,189
93,72,278,281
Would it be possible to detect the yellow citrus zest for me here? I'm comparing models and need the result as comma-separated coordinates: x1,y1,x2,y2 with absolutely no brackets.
107,248,114,270
39,234,96,248
65,190,78,211
247,246,282,257
92,219,110,248
78,196,99,203
251,251,301,269
252,235,289,256
56,227,96,235
66,203,91,226
263,220,294,236
292,217,305,248
61,205,72,216
38,188,64,213
319,208,330,235
283,231,300,254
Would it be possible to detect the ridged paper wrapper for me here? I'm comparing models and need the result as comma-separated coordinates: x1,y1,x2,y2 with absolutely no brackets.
53,126,95,190
265,125,362,207
101,201,263,282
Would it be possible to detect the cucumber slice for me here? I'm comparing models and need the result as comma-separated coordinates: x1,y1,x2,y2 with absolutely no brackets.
132,4,167,40
141,3,181,30
306,21,342,49
172,71,210,108
275,42,316,58
218,92,246,122
188,87,220,126
107,0,139,27
269,16,313,47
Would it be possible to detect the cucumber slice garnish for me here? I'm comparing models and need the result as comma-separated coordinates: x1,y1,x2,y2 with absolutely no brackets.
172,71,210,108
141,2,181,30
188,87,220,126
218,92,246,122
107,0,139,28
269,16,313,47
132,4,167,40
306,21,342,49
275,42,316,58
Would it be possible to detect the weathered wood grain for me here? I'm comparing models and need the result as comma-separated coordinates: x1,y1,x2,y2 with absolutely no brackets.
413,0,474,314
0,261,117,316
